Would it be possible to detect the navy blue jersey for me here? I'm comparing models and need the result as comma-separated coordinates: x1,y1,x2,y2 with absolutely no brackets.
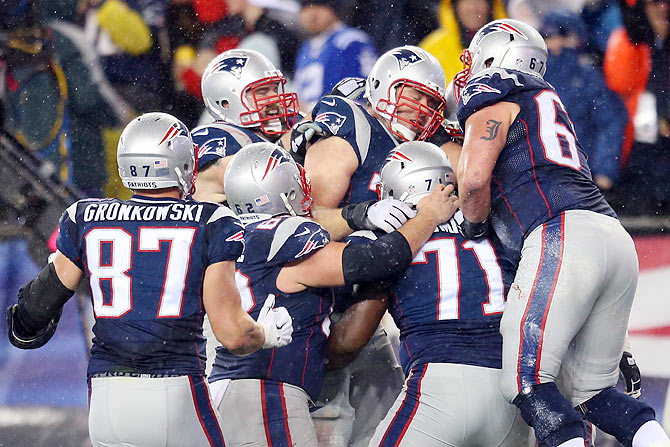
347,211,517,374
456,68,615,255
209,215,333,399
192,122,266,168
57,195,244,377
310,96,399,206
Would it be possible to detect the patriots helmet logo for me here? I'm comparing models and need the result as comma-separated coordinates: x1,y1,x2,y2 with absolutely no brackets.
387,150,414,163
158,121,189,146
477,22,528,44
207,56,249,79
314,112,347,135
391,48,425,70
262,148,292,180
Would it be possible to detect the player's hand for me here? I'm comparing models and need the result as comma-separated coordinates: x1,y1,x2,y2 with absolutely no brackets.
416,184,459,225
7,303,62,350
366,199,417,233
342,199,417,233
328,77,366,100
258,294,293,349
290,121,329,164
619,351,642,398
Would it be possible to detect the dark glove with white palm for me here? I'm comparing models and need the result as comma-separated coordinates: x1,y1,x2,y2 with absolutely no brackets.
257,294,293,349
619,351,642,398
328,77,366,101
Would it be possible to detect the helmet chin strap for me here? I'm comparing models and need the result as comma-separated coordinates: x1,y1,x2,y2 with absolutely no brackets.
390,118,417,142
280,192,299,216
174,167,190,196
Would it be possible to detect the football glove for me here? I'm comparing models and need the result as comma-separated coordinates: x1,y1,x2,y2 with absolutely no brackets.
328,77,366,100
289,121,329,164
619,351,642,398
342,199,417,233
7,303,62,350
258,294,293,349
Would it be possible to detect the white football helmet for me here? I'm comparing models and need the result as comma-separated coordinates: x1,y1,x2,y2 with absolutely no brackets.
201,49,299,135
455,19,548,88
379,141,455,205
224,142,312,221
117,112,196,196
364,45,446,142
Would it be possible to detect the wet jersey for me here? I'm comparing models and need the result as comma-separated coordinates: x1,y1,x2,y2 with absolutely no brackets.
310,96,399,206
347,211,517,374
209,215,334,400
192,121,266,167
56,195,244,377
456,68,615,255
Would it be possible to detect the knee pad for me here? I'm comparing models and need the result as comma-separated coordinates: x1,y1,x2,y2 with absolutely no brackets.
513,382,586,447
577,387,656,447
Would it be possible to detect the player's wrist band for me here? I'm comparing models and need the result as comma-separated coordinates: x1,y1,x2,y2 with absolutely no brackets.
459,217,490,240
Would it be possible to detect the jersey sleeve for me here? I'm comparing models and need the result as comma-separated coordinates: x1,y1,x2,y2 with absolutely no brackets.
310,96,367,164
457,68,546,128
265,216,330,266
204,205,245,265
344,229,379,246
56,201,85,269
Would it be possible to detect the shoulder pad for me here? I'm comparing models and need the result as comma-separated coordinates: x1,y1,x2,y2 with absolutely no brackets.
206,204,239,224
457,68,547,126
193,122,262,159
311,96,373,164
266,216,330,264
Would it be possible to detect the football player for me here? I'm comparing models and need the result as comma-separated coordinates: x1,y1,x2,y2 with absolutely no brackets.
455,19,670,447
289,45,451,447
6,113,293,447
192,48,301,375
207,142,458,447
329,140,531,446
193,48,300,206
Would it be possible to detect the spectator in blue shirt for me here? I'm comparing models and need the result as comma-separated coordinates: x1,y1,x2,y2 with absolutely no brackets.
541,10,628,190
293,0,377,110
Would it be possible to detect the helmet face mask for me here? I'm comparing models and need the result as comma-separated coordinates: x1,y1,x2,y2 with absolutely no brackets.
365,46,447,142
455,19,548,89
117,112,196,197
379,141,455,205
202,49,299,136
224,142,312,221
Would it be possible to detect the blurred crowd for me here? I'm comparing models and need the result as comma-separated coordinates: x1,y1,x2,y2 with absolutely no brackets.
0,0,668,214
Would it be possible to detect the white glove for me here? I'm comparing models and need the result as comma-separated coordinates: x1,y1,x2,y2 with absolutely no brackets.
366,199,417,233
328,77,366,100
257,294,293,349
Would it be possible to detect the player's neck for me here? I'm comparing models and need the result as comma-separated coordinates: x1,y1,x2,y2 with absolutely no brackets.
133,188,182,200
192,179,225,204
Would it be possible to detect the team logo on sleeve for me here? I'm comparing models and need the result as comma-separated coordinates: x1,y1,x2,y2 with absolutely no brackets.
206,56,249,79
461,83,502,106
294,231,328,258
315,112,347,135
196,137,227,160
391,48,425,70
261,148,292,180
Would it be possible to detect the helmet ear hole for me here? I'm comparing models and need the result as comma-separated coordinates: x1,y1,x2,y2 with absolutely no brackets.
484,57,494,68
216,100,229,109
373,79,380,90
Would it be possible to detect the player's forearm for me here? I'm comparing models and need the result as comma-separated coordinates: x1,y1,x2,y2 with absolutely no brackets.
216,312,265,356
397,210,442,255
311,205,354,241
459,182,491,223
